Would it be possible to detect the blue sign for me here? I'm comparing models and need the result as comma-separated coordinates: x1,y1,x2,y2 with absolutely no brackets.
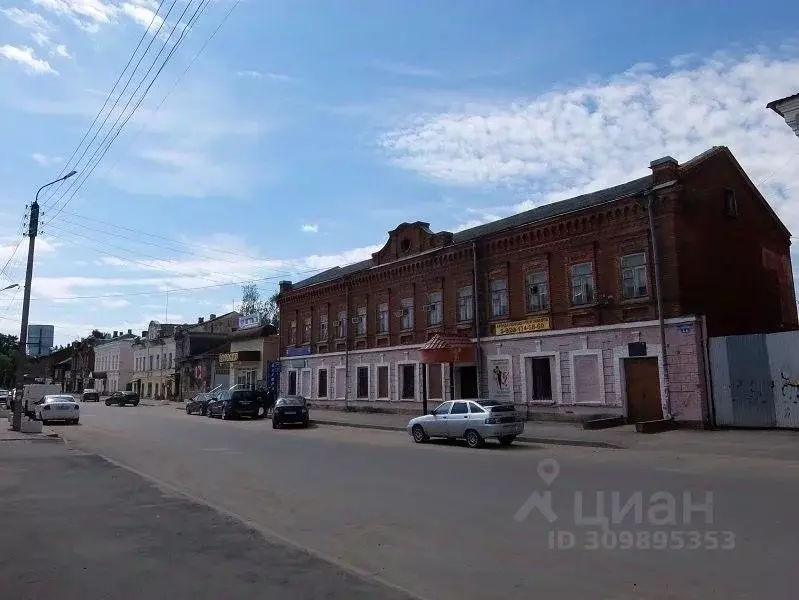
286,345,312,357
266,361,281,390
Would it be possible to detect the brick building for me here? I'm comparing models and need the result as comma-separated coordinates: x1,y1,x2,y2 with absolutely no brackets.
276,147,796,426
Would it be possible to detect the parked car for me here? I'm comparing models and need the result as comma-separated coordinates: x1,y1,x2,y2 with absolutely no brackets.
34,395,80,425
407,399,524,448
105,391,139,406
82,388,100,402
272,396,310,429
207,389,264,420
0,389,9,409
185,392,213,416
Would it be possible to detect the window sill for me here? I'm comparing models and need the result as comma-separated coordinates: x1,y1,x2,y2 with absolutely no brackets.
569,303,598,311
488,315,510,322
525,309,551,317
618,296,650,305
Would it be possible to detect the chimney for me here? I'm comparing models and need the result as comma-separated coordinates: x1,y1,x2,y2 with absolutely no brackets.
198,317,205,324
210,314,216,320
278,280,292,294
128,329,132,335
113,331,118,338
649,156,679,186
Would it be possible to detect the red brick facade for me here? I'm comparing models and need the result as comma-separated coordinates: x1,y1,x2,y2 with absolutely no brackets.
278,147,796,354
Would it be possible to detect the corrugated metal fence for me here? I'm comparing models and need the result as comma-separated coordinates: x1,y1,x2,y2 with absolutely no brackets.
710,332,799,428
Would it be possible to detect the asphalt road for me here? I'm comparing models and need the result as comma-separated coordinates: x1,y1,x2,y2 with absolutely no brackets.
59,402,799,600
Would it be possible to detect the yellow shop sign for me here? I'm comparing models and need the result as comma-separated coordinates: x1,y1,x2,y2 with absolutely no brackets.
494,316,551,336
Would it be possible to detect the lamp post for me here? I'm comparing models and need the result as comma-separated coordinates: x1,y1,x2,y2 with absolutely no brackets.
12,171,77,431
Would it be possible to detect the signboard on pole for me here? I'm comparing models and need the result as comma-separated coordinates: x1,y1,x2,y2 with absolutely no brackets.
238,314,260,330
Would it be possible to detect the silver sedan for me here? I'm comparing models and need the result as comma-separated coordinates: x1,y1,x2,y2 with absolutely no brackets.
408,399,524,448
34,395,80,425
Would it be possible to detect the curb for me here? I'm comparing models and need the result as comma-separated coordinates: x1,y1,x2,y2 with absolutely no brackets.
311,419,625,449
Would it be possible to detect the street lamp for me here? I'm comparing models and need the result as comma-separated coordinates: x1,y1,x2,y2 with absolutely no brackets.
12,170,78,432
1,283,19,292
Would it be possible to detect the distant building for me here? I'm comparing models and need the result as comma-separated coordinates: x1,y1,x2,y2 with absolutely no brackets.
767,93,799,138
94,330,138,394
27,324,54,357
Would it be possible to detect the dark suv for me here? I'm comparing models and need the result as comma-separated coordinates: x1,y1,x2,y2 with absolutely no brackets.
207,389,265,420
106,391,140,407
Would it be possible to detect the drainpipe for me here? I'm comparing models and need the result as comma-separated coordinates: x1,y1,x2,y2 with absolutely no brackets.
344,281,350,410
646,190,672,419
472,240,483,399
700,314,715,428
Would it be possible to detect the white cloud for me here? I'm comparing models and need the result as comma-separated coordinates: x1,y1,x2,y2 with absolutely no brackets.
99,297,131,308
1,7,53,32
0,44,57,75
32,0,117,28
301,224,319,233
32,152,64,166
236,70,294,82
32,32,71,58
237,70,262,79
120,1,162,30
381,50,799,236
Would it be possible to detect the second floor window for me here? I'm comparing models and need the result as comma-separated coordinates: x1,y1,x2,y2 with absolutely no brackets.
377,302,388,333
303,317,312,343
427,291,443,326
319,314,328,341
289,320,297,345
400,297,414,330
490,278,509,318
526,271,549,312
621,253,648,299
149,355,153,371
457,286,473,322
156,355,160,370
336,310,346,338
356,306,367,336
168,353,172,369
571,262,595,306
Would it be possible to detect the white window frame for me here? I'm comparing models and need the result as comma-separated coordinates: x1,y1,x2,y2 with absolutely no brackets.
520,351,562,405
319,314,328,341
334,366,347,400
427,291,443,326
620,253,648,299
289,320,297,345
526,270,549,312
315,366,329,399
303,317,312,343
377,302,389,334
456,285,474,322
400,298,414,331
356,306,367,336
300,367,312,398
568,349,606,406
425,363,445,401
376,364,390,400
490,278,509,318
336,311,346,339
395,360,420,402
355,364,371,400
571,262,595,306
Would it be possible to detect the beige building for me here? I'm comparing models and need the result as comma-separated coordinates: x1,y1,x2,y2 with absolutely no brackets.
132,321,179,399
226,326,279,390
94,331,137,394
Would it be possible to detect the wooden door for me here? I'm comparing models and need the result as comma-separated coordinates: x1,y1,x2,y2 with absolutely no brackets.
625,358,663,422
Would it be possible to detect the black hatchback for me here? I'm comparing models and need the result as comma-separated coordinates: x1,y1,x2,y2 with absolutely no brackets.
207,389,264,420
272,396,310,429
106,391,139,406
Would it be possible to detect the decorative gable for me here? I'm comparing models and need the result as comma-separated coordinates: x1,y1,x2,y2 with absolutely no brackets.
371,221,454,266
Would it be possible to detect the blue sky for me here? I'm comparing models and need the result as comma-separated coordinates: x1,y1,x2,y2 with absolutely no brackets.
1,0,799,345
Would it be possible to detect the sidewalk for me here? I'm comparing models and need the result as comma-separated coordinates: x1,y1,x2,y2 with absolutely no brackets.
0,441,414,600
309,409,799,460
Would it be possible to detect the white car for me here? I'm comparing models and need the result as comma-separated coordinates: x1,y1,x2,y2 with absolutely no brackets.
34,395,80,425
407,399,525,448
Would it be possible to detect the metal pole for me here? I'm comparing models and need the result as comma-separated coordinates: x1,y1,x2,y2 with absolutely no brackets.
343,281,349,409
421,363,428,415
647,191,672,419
471,241,483,398
13,172,77,431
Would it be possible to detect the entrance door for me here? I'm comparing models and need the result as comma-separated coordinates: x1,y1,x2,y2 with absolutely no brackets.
625,358,663,422
287,370,297,396
530,357,553,401
458,366,478,398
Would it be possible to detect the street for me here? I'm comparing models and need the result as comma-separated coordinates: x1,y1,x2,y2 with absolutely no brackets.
42,403,798,600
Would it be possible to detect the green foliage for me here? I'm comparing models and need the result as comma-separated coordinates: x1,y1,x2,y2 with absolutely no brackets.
0,333,19,388
241,285,279,329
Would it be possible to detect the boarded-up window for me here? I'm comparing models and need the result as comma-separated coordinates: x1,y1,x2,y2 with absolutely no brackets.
573,354,601,404
428,363,442,399
377,365,389,398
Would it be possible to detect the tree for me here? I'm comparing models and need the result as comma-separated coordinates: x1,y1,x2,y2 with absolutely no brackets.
240,285,279,329
0,333,19,388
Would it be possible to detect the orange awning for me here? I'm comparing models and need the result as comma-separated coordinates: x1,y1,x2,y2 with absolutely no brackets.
420,333,476,364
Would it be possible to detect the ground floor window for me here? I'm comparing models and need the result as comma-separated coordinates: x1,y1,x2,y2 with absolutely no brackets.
377,365,389,399
300,369,312,397
334,367,346,399
573,353,601,404
400,364,416,400
525,356,553,402
317,368,328,398
288,370,297,395
147,382,152,397
236,368,258,390
356,366,369,399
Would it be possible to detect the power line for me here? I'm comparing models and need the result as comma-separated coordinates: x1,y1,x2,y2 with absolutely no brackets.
38,2,167,209
0,237,24,283
44,0,211,224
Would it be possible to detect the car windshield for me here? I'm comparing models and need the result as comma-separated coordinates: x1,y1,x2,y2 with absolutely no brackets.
277,396,306,407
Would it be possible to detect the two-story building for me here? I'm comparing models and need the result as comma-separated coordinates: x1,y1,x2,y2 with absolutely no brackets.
94,330,138,394
276,146,797,426
174,312,241,398
132,321,180,399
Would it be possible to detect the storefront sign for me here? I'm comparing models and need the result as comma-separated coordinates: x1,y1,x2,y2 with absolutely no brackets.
487,356,512,402
238,314,260,330
286,345,312,357
494,316,551,336
218,351,261,364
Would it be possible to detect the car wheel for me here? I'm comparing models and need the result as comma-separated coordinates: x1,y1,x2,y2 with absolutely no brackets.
71,419,79,425
272,418,280,429
132,401,139,407
221,403,230,420
498,435,516,447
41,418,48,425
302,417,310,428
201,406,207,416
105,399,111,406
185,405,191,415
411,425,428,443
465,429,484,449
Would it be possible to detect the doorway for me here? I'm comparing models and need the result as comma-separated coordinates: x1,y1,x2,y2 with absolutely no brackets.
624,357,663,422
287,370,297,396
456,365,478,399
526,356,553,402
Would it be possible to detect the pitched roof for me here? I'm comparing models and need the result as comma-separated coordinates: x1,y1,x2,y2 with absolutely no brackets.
767,92,799,116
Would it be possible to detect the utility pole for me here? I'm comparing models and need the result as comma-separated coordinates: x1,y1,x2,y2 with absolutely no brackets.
12,171,77,431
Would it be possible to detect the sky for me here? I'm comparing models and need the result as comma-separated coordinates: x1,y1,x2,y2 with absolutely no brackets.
1,0,799,346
